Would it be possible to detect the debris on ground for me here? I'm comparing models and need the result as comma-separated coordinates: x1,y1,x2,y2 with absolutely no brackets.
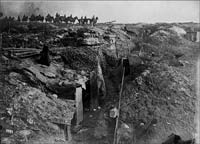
0,20,199,144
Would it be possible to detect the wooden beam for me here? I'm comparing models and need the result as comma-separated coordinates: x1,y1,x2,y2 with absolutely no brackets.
67,125,72,141
64,124,72,141
75,87,83,126
3,48,40,51
64,125,67,140
0,34,2,54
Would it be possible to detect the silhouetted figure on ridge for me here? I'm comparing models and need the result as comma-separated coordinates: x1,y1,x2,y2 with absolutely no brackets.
39,45,50,66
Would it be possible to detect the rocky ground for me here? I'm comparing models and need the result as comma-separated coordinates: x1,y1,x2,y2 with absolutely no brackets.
0,21,199,144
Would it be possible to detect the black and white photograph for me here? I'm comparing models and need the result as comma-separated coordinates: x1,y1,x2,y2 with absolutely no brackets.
0,1,200,144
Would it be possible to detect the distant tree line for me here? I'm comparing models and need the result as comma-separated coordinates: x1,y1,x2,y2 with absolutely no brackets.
0,12,98,25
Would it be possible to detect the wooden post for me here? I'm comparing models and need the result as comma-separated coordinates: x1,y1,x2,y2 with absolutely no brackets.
75,87,83,126
67,125,72,141
115,41,118,58
64,124,72,141
64,124,67,140
113,67,125,144
0,33,2,54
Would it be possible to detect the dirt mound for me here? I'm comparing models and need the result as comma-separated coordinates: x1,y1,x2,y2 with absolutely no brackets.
169,26,186,36
61,46,98,71
1,22,199,144
147,29,183,46
0,73,76,143
119,40,199,144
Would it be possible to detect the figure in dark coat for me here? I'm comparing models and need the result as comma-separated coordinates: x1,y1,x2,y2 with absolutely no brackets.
39,45,50,66
17,16,21,22
0,12,3,17
122,58,130,76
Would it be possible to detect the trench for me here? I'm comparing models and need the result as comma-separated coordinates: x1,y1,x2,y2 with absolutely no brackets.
68,56,132,144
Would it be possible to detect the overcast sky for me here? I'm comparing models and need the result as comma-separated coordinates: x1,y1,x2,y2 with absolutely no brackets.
0,1,199,23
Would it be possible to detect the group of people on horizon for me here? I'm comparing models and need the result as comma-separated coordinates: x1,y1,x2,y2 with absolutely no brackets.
0,12,98,26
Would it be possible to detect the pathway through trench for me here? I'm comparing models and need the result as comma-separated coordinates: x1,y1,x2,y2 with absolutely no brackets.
71,73,121,144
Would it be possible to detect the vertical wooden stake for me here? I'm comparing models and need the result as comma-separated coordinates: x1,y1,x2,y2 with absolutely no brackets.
67,125,72,141
64,124,67,141
64,124,72,141
75,87,83,126
0,34,2,51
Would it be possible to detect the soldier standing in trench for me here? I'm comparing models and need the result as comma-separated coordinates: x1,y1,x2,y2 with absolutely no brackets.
39,44,51,66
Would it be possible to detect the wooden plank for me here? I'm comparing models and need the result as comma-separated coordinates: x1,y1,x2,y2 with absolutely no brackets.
64,125,72,141
7,49,40,53
75,87,83,126
113,67,125,144
64,125,67,141
3,48,40,51
50,119,71,125
67,125,72,141
14,51,39,56
0,34,2,52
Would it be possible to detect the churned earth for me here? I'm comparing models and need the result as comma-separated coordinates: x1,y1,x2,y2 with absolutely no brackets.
0,21,199,144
